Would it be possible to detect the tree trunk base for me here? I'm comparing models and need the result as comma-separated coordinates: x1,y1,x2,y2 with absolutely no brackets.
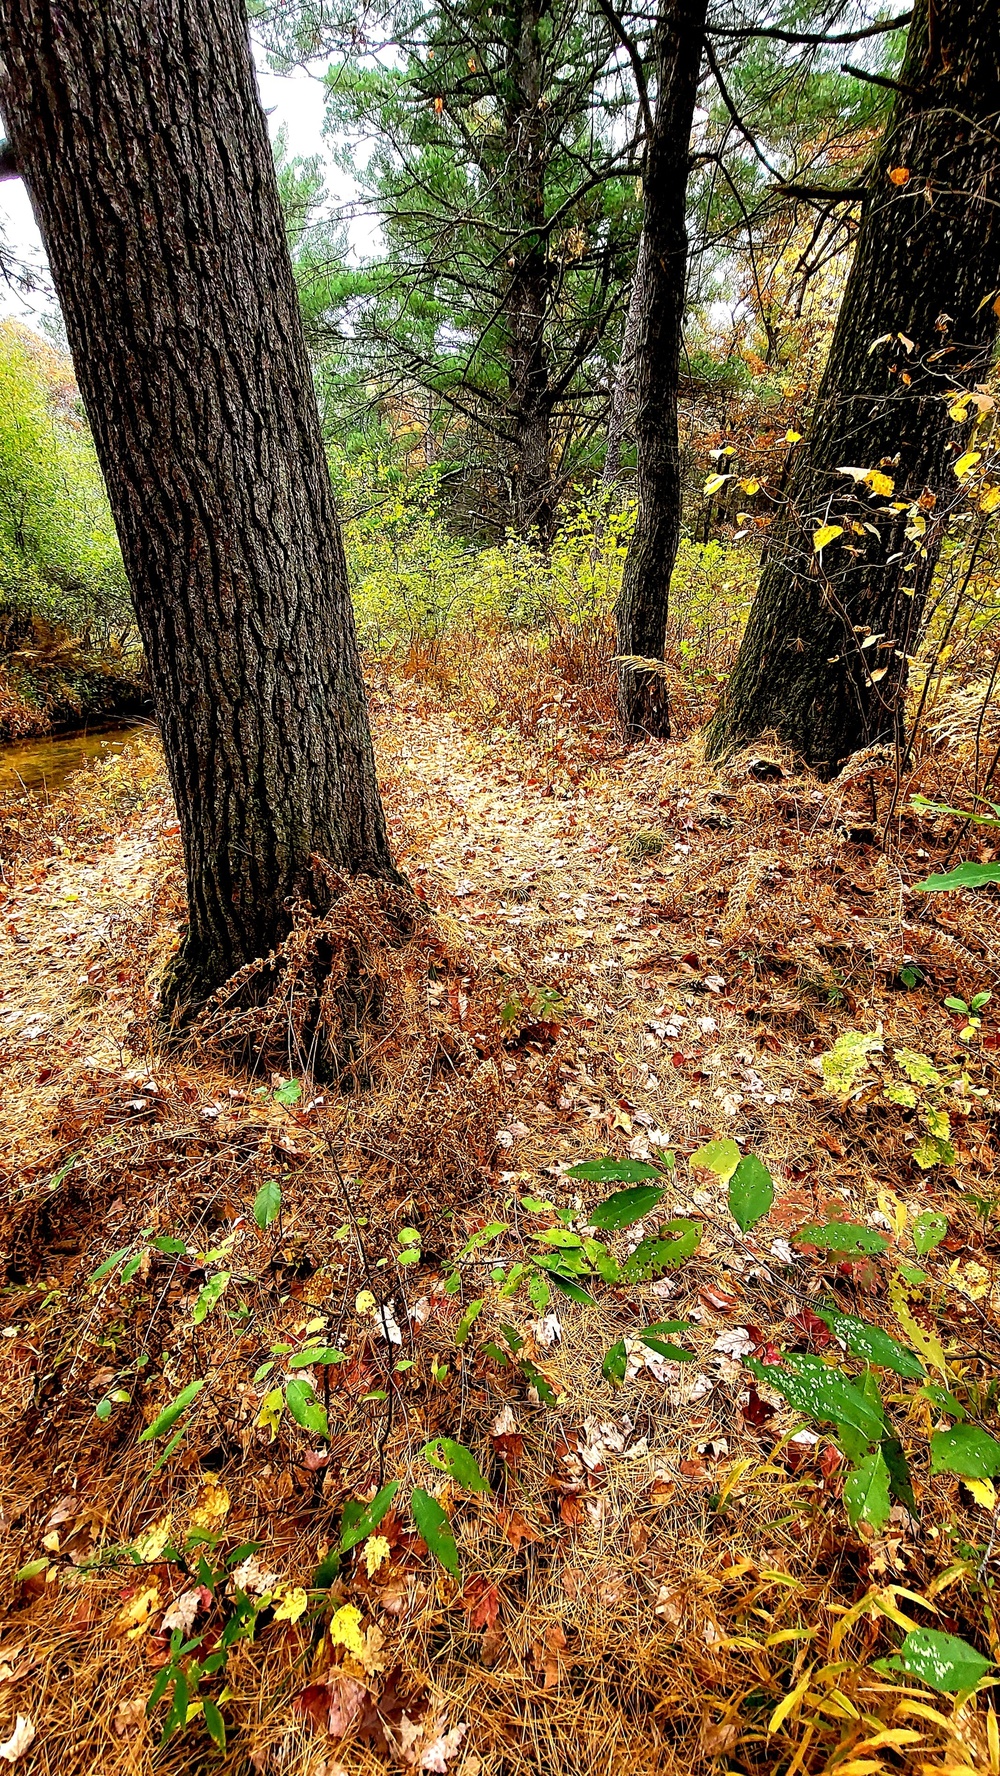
617,662,672,743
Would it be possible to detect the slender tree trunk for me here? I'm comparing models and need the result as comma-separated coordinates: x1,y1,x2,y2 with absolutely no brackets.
0,0,401,1020
504,0,554,540
615,0,708,740
603,235,648,490
706,0,1000,776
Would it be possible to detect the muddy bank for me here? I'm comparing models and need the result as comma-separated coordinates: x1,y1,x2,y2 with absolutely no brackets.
0,624,148,743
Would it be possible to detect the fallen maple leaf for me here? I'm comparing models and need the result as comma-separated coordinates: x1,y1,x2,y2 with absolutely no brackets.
419,1721,468,1772
462,1576,500,1630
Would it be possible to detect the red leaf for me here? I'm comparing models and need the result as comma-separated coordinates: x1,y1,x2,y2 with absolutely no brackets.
741,1385,775,1426
462,1575,501,1629
789,1308,833,1350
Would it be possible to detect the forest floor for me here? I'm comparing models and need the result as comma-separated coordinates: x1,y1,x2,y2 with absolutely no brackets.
0,667,998,1776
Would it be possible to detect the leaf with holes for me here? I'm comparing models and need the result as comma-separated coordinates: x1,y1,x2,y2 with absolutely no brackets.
913,1210,948,1256
878,1629,992,1693
587,1185,666,1230
623,1220,701,1281
287,1347,345,1369
284,1379,329,1440
844,1447,891,1530
745,1354,885,1443
690,1139,741,1183
423,1437,491,1492
728,1155,774,1232
411,1487,460,1578
930,1424,1000,1481
815,1311,924,1379
796,1221,888,1256
568,1158,664,1184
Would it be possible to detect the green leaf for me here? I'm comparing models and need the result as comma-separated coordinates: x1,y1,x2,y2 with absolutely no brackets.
588,1184,667,1230
920,1383,966,1420
527,1272,550,1312
454,1298,484,1345
913,1210,948,1256
456,1221,507,1257
15,1558,49,1582
728,1154,774,1233
286,1347,344,1368
284,1379,329,1440
567,1158,663,1183
746,1354,885,1443
253,1180,282,1230
879,1628,993,1692
273,1078,302,1105
340,1480,400,1553
88,1245,131,1286
881,1437,917,1514
795,1221,888,1255
411,1487,460,1578
548,1272,597,1305
202,1698,226,1752
534,1227,582,1247
622,1219,701,1280
602,1339,627,1384
930,1424,1000,1481
844,1447,891,1530
423,1437,491,1492
139,1378,204,1442
150,1236,187,1255
913,861,1000,891
640,1329,696,1362
820,1030,882,1094
192,1271,230,1325
689,1138,741,1183
518,1357,558,1405
816,1310,924,1379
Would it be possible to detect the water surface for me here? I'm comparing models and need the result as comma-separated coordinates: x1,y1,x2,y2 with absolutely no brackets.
0,720,149,800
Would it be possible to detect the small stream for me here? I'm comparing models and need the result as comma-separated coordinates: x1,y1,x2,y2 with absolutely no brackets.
0,718,150,799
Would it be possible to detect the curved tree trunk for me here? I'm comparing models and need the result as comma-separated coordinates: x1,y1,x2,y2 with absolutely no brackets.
615,0,708,741
706,0,1000,776
0,0,401,1018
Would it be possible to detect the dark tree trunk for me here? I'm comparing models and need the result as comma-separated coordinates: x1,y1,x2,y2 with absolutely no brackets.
0,0,401,1018
603,235,648,490
615,0,708,741
706,0,1000,776
504,0,555,540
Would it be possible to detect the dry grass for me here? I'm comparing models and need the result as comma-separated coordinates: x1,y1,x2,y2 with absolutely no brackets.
0,670,998,1776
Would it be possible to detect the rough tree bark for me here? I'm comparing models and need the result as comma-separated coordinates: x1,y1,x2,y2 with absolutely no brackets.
504,0,555,540
603,235,648,490
706,0,1000,776
615,0,708,740
0,0,401,1018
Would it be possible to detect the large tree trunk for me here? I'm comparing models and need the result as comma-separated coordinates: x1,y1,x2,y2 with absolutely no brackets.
615,0,708,740
504,0,555,540
0,0,401,1018
706,0,1000,776
603,235,648,490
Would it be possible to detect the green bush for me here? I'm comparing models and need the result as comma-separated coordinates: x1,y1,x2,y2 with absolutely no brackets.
0,324,130,649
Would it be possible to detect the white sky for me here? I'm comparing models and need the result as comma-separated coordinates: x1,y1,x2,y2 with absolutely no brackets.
0,53,341,326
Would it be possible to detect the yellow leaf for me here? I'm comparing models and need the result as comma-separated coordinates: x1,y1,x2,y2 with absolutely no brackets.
769,1666,813,1733
980,485,1000,513
962,1476,997,1510
949,402,970,422
813,523,844,552
114,1583,161,1638
870,668,889,682
189,1478,230,1528
954,450,982,479
865,470,895,497
256,1387,284,1440
856,1730,923,1751
703,473,732,496
355,1290,377,1317
888,167,910,185
889,1274,948,1377
329,1603,367,1660
272,1586,309,1624
364,1535,391,1577
832,1762,884,1775
739,478,762,494
785,429,802,443
132,1516,173,1563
